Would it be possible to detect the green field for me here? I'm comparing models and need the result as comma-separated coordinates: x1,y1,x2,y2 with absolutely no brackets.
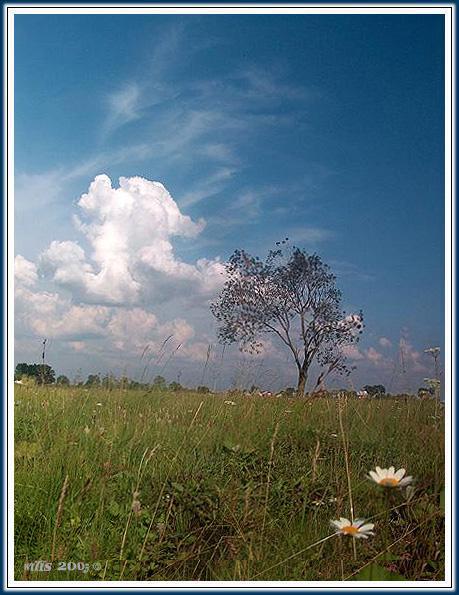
14,385,445,581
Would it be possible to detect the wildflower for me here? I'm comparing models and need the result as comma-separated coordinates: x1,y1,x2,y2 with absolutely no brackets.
368,466,413,488
330,517,375,538
224,400,236,405
96,402,103,407
83,426,90,435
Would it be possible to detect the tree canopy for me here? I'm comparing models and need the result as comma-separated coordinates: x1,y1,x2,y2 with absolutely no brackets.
15,363,56,385
211,246,363,396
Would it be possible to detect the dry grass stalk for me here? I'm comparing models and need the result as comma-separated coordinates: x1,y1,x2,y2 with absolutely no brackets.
261,421,280,538
312,437,321,482
119,446,160,566
51,474,69,562
337,394,356,560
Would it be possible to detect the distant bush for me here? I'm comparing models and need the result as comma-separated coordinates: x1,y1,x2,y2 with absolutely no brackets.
418,387,434,399
363,384,386,397
15,363,55,385
152,375,167,390
17,375,37,387
169,382,183,392
196,385,210,393
85,374,101,387
282,387,296,397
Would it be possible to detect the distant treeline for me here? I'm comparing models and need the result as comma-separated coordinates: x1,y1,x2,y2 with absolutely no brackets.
14,363,438,399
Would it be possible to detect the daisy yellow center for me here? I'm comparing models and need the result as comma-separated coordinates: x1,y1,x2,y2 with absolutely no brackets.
342,525,359,535
379,477,399,487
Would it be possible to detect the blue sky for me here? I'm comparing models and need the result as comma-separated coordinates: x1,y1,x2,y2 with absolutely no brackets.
14,13,445,392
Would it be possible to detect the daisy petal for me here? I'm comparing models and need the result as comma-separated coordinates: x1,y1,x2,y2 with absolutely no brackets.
355,533,368,539
394,468,406,480
399,476,413,486
353,519,366,528
388,466,395,476
358,523,375,532
369,471,380,483
375,466,384,477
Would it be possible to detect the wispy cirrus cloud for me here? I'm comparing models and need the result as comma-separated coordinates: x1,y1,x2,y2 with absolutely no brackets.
179,167,236,208
89,25,320,205
15,143,152,215
101,83,142,139
287,226,334,245
329,260,375,282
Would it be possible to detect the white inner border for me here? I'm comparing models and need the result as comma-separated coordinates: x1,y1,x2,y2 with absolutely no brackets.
4,3,455,591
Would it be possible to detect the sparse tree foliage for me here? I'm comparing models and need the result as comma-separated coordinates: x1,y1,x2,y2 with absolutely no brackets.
56,375,70,386
211,246,363,396
196,385,210,393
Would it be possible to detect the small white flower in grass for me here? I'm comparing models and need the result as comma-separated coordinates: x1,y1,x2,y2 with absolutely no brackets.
368,466,413,488
96,402,103,406
224,400,236,406
330,517,375,538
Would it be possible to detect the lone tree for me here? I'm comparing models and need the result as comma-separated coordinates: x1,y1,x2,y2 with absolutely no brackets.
211,246,363,396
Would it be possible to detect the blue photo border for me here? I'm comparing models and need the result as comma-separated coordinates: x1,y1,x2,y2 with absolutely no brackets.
1,1,455,592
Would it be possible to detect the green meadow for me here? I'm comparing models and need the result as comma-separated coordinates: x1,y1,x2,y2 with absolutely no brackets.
14,385,445,581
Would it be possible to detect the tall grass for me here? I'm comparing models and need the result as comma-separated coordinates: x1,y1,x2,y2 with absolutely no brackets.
14,385,444,581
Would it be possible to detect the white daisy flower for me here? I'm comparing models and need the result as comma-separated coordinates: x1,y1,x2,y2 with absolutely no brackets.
330,517,375,538
368,466,413,488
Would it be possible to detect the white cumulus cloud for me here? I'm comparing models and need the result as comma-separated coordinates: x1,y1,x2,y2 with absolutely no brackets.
15,175,227,374
15,255,38,287
37,174,224,305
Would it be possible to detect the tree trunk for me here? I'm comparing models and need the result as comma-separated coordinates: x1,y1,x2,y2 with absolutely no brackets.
296,367,308,397
312,371,325,394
